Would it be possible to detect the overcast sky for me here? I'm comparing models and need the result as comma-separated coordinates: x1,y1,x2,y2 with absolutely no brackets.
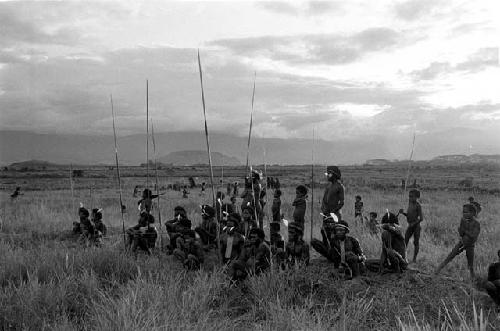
0,0,499,145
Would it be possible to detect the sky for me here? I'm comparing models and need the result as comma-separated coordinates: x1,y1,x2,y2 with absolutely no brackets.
0,0,499,153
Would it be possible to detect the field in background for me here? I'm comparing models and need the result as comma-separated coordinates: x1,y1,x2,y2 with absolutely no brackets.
0,164,499,330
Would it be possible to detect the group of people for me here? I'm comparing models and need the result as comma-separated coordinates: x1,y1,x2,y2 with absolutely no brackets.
72,204,107,246
70,165,499,304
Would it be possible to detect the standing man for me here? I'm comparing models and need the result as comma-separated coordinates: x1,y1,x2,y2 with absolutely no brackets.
321,166,345,221
399,189,423,263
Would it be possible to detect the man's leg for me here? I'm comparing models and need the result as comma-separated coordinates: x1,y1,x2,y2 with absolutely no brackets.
346,253,360,278
311,239,334,262
413,225,421,262
465,245,475,279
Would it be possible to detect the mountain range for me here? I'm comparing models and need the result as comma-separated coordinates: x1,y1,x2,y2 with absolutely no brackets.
1,129,499,166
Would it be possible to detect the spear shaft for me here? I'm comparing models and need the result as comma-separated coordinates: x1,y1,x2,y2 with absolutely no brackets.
245,72,256,173
310,127,315,243
146,80,150,193
110,94,126,245
69,164,75,214
151,121,162,246
197,50,221,261
402,132,416,201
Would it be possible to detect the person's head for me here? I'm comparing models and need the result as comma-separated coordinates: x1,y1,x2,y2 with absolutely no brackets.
249,228,265,244
274,189,282,198
226,213,241,229
471,201,482,215
333,221,349,240
323,217,336,232
251,169,262,183
381,211,398,225
355,195,361,202
369,212,377,220
78,207,89,219
409,189,420,202
216,191,225,200
462,204,476,219
468,196,475,203
242,206,254,221
288,222,303,242
295,185,308,198
92,208,102,221
325,166,341,182
201,205,215,219
174,206,187,219
142,188,153,199
230,196,236,204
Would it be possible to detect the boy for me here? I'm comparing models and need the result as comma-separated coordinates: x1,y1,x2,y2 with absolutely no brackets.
368,212,379,235
354,195,363,220
285,222,310,267
399,189,423,263
292,185,308,230
435,204,480,279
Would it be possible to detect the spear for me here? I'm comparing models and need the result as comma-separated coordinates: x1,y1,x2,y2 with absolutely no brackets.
69,164,75,214
197,50,221,261
146,80,150,193
245,72,256,173
110,94,126,245
310,127,315,243
151,120,162,247
402,131,416,201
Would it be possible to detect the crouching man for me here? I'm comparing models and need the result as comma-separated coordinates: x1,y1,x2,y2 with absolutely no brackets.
230,228,270,281
173,229,204,270
329,221,366,279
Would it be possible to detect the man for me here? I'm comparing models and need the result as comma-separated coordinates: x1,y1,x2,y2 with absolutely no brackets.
311,214,336,262
329,221,365,278
220,214,245,264
271,189,282,223
10,187,22,199
380,212,408,273
165,206,192,252
239,206,258,238
91,208,106,245
435,204,481,279
126,212,157,254
195,205,218,248
173,229,204,270
230,228,270,281
285,222,310,267
399,189,423,263
485,249,500,305
137,188,157,214
321,166,345,221
292,185,308,230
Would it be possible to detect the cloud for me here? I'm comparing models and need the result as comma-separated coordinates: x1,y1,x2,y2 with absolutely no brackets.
211,27,403,65
411,47,498,80
393,0,442,21
258,2,299,16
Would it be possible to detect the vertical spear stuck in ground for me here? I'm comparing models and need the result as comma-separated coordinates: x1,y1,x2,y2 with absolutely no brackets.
197,50,221,261
151,120,162,247
402,131,417,200
69,164,75,214
310,127,315,243
245,72,256,173
146,80,150,192
110,94,126,245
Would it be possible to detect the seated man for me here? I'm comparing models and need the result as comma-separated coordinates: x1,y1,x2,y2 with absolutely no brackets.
220,214,245,264
126,212,157,254
91,208,107,244
74,205,96,246
485,249,500,305
230,228,270,281
195,205,218,248
173,229,204,270
285,222,310,268
270,221,286,267
165,206,192,252
329,221,365,278
239,206,258,238
311,214,337,262
380,212,408,273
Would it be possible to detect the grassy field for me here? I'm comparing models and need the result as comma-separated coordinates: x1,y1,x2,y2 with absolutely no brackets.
0,165,499,330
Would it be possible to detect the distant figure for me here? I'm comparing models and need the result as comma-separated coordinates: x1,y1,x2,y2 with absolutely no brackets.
133,185,140,197
189,177,196,189
354,195,364,223
292,185,308,230
230,196,238,214
274,178,281,189
435,204,480,279
10,187,22,199
271,189,282,223
485,249,500,305
200,182,206,195
137,189,157,214
401,179,405,189
368,212,379,235
182,186,189,198
226,182,232,196
233,181,239,197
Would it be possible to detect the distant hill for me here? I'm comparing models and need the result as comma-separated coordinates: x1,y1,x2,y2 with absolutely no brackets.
159,150,241,166
432,154,500,164
8,159,61,170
